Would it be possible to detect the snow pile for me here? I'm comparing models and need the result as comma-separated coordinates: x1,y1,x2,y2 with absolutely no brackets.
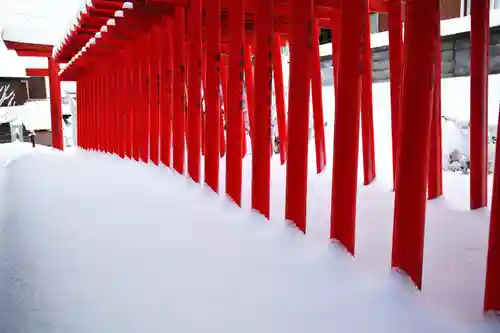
0,150,497,332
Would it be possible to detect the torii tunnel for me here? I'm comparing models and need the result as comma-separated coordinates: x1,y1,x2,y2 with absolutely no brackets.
53,0,499,313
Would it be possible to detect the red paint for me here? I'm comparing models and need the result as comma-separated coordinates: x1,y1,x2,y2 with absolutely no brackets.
310,20,327,174
388,0,403,188
285,0,313,233
140,36,151,163
160,17,174,168
485,106,500,312
226,0,244,206
470,0,489,210
392,0,439,289
273,34,288,165
330,0,364,255
173,7,187,174
150,25,162,165
244,43,256,144
48,57,64,150
251,0,274,219
361,6,376,185
187,0,203,182
26,68,49,77
205,0,222,192
428,10,443,200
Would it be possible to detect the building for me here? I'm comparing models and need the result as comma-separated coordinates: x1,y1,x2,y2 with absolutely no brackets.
374,0,500,33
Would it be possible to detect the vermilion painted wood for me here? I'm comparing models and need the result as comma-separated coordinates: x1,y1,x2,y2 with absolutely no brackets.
285,0,313,233
26,68,49,77
392,0,439,289
133,42,142,161
219,108,226,158
273,35,288,165
330,0,364,254
251,0,273,219
428,10,443,200
187,0,203,182
201,42,207,157
48,57,64,150
485,106,500,312
150,25,162,165
388,0,403,188
470,0,489,210
205,0,222,192
142,35,152,163
173,7,187,174
361,6,376,185
160,16,174,168
243,43,255,145
310,20,327,174
226,0,245,206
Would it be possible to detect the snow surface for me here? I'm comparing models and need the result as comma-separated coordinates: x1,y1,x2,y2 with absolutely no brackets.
0,147,497,333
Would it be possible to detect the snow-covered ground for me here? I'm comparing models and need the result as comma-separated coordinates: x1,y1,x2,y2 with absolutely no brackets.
0,147,497,333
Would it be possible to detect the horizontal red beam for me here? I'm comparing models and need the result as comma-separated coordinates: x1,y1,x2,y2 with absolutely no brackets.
4,40,53,53
26,68,49,77
16,50,52,57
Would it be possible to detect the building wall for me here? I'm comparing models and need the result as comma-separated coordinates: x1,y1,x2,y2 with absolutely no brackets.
320,25,500,84
377,0,462,32
34,130,52,147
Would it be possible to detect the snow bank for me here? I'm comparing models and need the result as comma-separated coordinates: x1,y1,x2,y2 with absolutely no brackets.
0,150,497,332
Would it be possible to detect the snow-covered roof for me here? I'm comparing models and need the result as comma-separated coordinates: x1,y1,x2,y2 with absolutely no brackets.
0,0,86,46
0,99,73,131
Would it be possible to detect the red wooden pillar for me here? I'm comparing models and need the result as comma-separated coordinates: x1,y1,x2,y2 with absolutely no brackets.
226,0,244,206
111,69,118,155
103,70,110,153
391,0,438,289
133,47,141,161
188,0,202,182
48,57,64,150
100,73,106,152
220,55,228,158
330,0,364,255
150,26,162,165
361,6,376,185
205,0,221,192
251,0,273,219
484,108,500,312
124,49,133,159
273,34,288,165
201,41,207,156
428,7,443,200
388,0,403,187
160,16,174,167
470,0,489,210
142,35,151,163
244,43,256,145
132,46,140,161
285,0,313,233
173,6,187,174
311,20,327,174
331,9,341,94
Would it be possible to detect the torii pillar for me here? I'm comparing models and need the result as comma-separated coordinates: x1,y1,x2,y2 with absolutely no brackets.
48,57,64,150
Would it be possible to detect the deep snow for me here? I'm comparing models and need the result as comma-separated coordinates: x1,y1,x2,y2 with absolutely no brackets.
0,149,498,333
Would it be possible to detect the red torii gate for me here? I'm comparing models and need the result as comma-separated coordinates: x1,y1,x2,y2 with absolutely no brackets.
4,40,64,150
54,0,498,314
